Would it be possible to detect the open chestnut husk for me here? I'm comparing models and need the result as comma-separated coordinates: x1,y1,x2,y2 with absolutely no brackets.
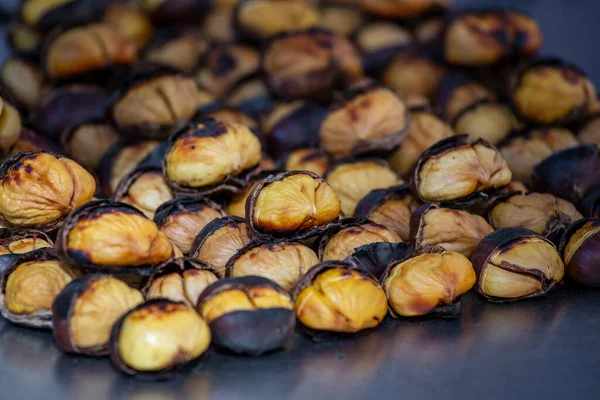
559,219,600,288
0,249,78,328
262,28,363,101
316,218,401,262
319,85,409,158
0,228,53,257
56,200,175,275
352,22,413,76
1,57,42,111
60,119,120,170
52,274,144,356
410,204,493,259
284,149,329,177
190,216,251,275
109,299,211,377
0,152,96,231
411,135,512,207
246,170,341,240
0,96,22,156
292,261,387,333
488,192,582,245
381,52,446,100
113,167,174,220
452,100,516,145
145,29,207,74
472,227,564,302
227,78,273,119
141,0,211,26
163,117,262,196
382,250,476,318
154,197,225,256
197,276,295,355
434,73,495,122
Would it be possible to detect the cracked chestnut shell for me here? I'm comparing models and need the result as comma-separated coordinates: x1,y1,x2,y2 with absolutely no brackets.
382,250,476,318
0,152,95,231
452,100,516,145
352,22,413,75
262,28,363,101
0,96,22,156
1,57,42,111
163,118,262,196
361,0,449,20
488,192,582,245
382,52,446,100
109,299,211,377
510,58,595,125
113,167,174,220
284,149,329,177
246,170,341,239
316,218,401,262
344,241,414,281
532,144,600,205
154,197,225,256
145,30,207,74
472,227,564,302
387,109,454,177
0,228,53,257
292,261,387,333
61,119,120,170
320,5,364,37
103,2,153,52
559,219,600,288
226,240,318,291
319,85,409,158
434,73,496,122
354,185,420,241
410,204,493,259
411,135,512,206
197,276,294,355
0,249,78,328
141,0,211,26
226,171,280,218
56,200,175,274
498,128,579,186
52,274,144,356
109,65,215,139
227,78,273,119
326,159,401,216
190,217,251,276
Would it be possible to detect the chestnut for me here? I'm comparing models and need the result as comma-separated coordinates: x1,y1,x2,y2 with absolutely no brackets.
109,299,211,377
410,204,493,259
292,261,387,333
56,200,175,274
60,119,120,170
197,105,259,131
434,73,495,122
52,274,144,356
361,0,450,20
488,192,582,245
381,52,446,100
452,100,516,145
319,85,409,158
197,276,294,355
414,16,446,46
320,5,365,37
141,0,211,26
109,65,215,139
103,2,153,52
113,167,174,220
225,171,278,218
354,184,420,241
0,249,78,328
4,127,62,161
284,148,329,177
325,159,401,216
578,114,600,146
0,152,95,231
344,241,414,281
472,227,564,302
559,219,600,288
0,228,53,256
510,58,595,125
0,96,22,156
202,6,236,43
163,118,262,196
191,216,252,275
0,57,42,111
387,109,454,177
145,30,207,74
143,257,220,306
411,135,512,206
262,28,363,101
532,145,600,205
227,78,273,119
246,171,341,239
154,197,225,255
382,250,476,318
21,0,109,31
316,218,401,262
352,22,413,75
579,188,600,218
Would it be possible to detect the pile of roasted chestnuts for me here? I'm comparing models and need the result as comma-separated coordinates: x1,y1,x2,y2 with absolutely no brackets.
0,0,599,378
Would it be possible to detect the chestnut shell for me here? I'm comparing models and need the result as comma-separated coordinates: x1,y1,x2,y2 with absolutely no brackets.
579,188,600,218
345,242,414,281
354,184,413,219
153,196,225,229
141,256,221,296
558,218,600,288
189,216,246,258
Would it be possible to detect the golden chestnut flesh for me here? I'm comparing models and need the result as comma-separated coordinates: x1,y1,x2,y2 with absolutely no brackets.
62,123,120,170
0,97,22,153
146,270,219,307
322,222,401,261
104,140,159,195
1,58,42,110
284,149,329,177
453,102,515,145
382,53,446,99
116,170,174,220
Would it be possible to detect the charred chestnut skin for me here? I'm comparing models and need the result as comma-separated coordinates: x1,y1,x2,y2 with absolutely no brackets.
197,276,295,355
559,219,600,288
344,242,414,281
142,0,211,26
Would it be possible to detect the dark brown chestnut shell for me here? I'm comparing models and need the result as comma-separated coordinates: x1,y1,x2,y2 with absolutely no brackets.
189,216,246,259
145,0,211,26
153,196,224,229
26,0,110,32
579,188,600,218
344,242,414,281
558,218,600,288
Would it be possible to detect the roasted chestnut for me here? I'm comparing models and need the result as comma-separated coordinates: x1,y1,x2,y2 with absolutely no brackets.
411,135,512,206
191,216,252,275
227,78,273,119
414,16,445,46
319,85,409,158
578,114,600,146
0,228,53,256
246,171,341,239
262,28,363,101
145,29,207,74
382,250,475,318
103,2,153,51
154,197,225,255
361,0,449,20
510,58,595,125
163,118,262,196
202,6,236,43
292,261,387,333
387,109,453,176
21,0,109,31
0,152,95,231
0,249,78,328
0,57,42,110
197,106,259,131
326,159,401,216
472,228,564,302
354,185,419,241
452,100,516,145
113,167,174,220
352,22,413,75
52,274,144,356
410,204,493,259
316,218,401,262
109,299,211,376
0,96,22,156
4,127,62,161
197,276,294,355
559,219,600,287
284,148,329,177
381,52,446,100
61,120,120,170
225,171,278,218
434,73,495,122
344,241,414,280
320,5,364,37
56,200,175,274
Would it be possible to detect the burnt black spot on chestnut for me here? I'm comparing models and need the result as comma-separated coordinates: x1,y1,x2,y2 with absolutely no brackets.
344,241,414,280
558,218,600,288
